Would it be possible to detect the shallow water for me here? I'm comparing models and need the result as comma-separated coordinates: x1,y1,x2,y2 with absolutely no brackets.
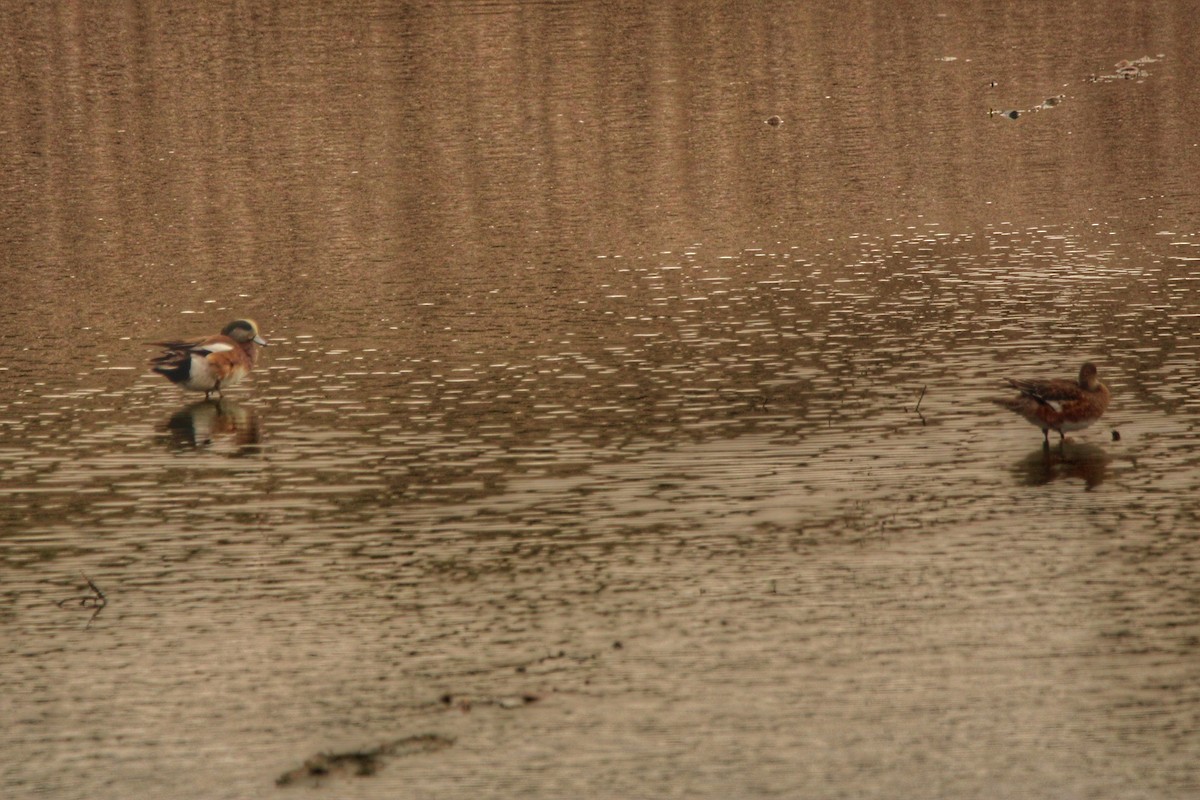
2,2,1199,799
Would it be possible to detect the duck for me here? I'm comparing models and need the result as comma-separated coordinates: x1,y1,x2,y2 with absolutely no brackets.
149,319,268,399
993,362,1110,446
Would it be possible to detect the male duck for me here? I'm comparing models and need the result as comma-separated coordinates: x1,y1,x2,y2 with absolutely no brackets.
150,319,268,399
993,362,1110,445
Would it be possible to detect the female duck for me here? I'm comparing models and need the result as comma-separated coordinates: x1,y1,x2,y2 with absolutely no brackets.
993,362,1110,445
150,319,268,399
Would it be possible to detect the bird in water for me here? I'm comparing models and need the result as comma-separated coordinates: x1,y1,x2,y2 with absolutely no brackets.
993,362,1110,446
149,319,268,399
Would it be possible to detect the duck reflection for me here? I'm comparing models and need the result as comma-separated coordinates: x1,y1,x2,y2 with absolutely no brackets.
160,399,262,453
1014,442,1109,489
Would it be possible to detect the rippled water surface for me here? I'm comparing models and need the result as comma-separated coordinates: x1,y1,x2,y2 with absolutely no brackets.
3,2,1199,798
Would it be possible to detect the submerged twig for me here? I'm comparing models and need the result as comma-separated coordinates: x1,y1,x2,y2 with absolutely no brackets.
57,572,107,628
902,385,928,426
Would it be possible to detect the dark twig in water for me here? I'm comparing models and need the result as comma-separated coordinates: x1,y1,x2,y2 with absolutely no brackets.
903,385,927,426
57,572,107,628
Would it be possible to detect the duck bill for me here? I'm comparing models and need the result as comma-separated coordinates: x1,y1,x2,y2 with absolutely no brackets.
253,336,269,346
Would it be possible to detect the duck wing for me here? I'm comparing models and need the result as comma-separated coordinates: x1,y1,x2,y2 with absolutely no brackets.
1005,377,1084,409
149,335,235,365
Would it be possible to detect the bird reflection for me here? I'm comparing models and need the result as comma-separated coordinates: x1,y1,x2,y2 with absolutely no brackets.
1014,442,1109,489
160,399,262,453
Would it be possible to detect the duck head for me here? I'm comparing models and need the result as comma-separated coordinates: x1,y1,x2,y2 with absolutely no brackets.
1078,362,1100,390
222,319,268,346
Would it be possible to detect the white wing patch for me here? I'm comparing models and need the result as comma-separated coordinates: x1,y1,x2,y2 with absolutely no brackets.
196,342,234,354
1046,400,1063,413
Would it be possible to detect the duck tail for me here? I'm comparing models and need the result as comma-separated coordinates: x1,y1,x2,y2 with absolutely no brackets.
151,351,191,384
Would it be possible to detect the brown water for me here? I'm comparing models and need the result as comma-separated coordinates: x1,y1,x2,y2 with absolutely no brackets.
3,2,1199,798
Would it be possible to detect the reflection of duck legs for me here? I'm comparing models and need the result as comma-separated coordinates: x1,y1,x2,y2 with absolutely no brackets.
1015,442,1110,489
161,399,262,451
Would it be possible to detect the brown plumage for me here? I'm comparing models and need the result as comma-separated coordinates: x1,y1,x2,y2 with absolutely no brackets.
993,362,1110,445
150,319,268,399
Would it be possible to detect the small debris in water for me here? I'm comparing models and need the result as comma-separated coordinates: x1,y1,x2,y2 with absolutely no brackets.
989,93,1065,119
765,115,783,126
1088,54,1162,82
1116,61,1141,78
276,734,454,787
497,694,541,710
440,693,471,712
1112,430,1121,441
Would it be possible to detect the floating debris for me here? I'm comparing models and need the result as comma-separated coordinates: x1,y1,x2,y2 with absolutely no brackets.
439,693,471,712
765,115,783,127
439,691,541,711
497,694,541,710
989,94,1066,120
276,734,454,788
1089,54,1162,82
1112,430,1121,442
